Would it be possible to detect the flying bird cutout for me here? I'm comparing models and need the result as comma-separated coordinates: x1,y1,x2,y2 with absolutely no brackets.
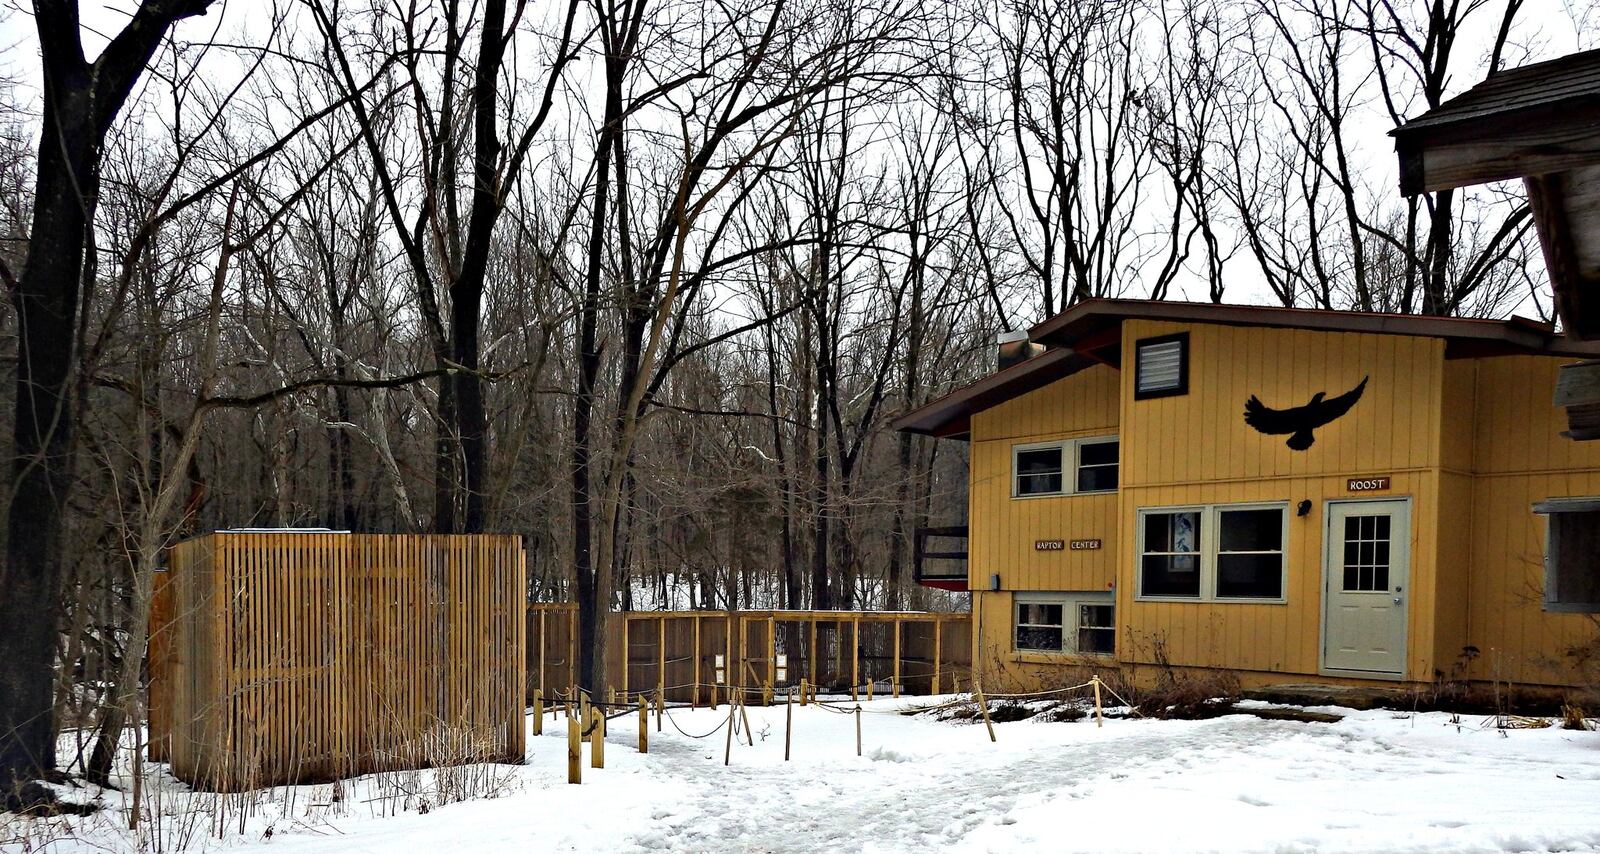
1243,376,1369,451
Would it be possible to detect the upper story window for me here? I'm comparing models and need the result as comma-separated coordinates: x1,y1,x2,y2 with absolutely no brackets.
1013,437,1119,498
1137,502,1287,602
1135,333,1189,400
1534,497,1600,613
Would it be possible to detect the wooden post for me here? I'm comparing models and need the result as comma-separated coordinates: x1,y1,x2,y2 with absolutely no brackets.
784,687,793,761
765,615,776,706
974,686,996,743
1092,676,1104,728
737,613,747,703
656,688,664,733
639,696,649,753
622,616,630,700
808,619,818,694
538,608,547,699
692,615,702,709
657,616,667,706
590,706,605,768
799,678,809,707
850,618,860,702
723,702,735,766
739,692,754,746
725,614,735,706
567,716,581,784
866,678,873,700
933,619,943,695
533,689,543,736
892,620,902,698
855,705,862,757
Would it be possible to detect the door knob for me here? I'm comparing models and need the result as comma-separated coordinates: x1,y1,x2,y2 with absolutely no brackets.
1392,597,1403,605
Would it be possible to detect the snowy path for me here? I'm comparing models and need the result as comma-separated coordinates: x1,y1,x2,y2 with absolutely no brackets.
11,698,1600,852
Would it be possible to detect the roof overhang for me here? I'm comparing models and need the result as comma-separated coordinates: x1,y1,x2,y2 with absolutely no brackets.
1391,49,1600,339
891,299,1600,439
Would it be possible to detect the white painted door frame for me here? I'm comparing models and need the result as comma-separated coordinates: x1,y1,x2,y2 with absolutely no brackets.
1320,498,1412,680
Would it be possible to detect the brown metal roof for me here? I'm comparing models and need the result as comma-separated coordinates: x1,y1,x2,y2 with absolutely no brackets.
1392,49,1600,135
891,300,1600,438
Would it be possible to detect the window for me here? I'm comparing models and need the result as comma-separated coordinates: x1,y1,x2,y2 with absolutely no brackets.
1135,333,1189,399
1015,592,1115,655
1012,437,1118,498
1534,498,1600,613
1137,503,1287,602
1076,439,1120,492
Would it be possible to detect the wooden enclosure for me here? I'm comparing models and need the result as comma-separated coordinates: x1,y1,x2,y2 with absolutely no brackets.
527,609,972,704
150,532,526,791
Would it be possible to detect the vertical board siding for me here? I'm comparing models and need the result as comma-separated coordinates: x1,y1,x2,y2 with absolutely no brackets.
151,532,525,791
968,364,1120,593
1466,356,1600,685
960,323,1600,693
1117,322,1446,682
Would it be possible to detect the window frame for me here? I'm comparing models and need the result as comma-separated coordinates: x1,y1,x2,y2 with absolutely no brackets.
1133,332,1190,400
1534,497,1600,613
1135,501,1289,604
1011,436,1119,499
1013,591,1116,656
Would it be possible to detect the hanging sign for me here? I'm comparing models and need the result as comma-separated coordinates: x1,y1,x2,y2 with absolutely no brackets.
714,653,726,684
1346,476,1391,492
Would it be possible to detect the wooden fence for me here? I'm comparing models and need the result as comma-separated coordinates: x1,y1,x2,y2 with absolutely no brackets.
150,532,525,791
527,608,972,705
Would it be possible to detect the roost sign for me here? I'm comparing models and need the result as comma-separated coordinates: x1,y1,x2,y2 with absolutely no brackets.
1346,476,1391,492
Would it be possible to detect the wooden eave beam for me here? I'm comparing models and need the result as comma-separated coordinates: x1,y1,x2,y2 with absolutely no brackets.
1393,100,1600,196
1526,174,1600,340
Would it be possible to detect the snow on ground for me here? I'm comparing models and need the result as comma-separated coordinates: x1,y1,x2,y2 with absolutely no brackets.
8,696,1600,853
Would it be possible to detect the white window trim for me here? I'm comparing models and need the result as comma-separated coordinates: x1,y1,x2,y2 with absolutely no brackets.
1011,435,1119,499
1013,591,1116,656
1135,502,1289,604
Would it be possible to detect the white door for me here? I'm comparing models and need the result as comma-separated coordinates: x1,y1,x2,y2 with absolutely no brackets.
1323,500,1410,676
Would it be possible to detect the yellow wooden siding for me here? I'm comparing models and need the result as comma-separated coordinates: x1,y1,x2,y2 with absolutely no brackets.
968,364,1121,592
1119,320,1444,489
1113,321,1447,681
965,322,1600,693
1463,356,1600,685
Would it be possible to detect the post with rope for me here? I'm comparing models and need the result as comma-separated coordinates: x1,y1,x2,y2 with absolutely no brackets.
855,704,862,757
567,715,581,784
799,678,808,707
590,705,605,768
656,688,665,732
784,686,793,761
739,690,754,746
723,701,736,766
533,689,543,736
639,696,649,753
1092,675,1104,728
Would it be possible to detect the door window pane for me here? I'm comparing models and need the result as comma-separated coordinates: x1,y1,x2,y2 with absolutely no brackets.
1341,513,1391,592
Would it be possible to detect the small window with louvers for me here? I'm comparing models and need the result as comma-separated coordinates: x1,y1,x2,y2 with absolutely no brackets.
1135,333,1189,400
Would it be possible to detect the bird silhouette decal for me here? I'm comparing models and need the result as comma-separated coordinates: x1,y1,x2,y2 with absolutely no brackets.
1243,376,1368,451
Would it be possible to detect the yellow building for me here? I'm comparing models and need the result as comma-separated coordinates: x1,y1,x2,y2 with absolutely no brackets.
894,300,1600,692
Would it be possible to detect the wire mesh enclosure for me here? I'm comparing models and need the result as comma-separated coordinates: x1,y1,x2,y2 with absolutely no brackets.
149,532,526,791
